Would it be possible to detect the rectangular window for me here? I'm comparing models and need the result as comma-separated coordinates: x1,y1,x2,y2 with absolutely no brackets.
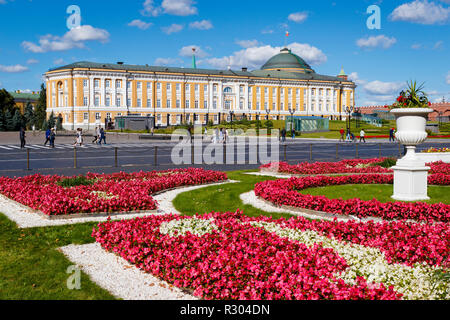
116,97,121,106
94,79,100,88
204,100,208,109
83,80,88,88
186,100,190,108
116,80,121,88
106,80,111,88
95,113,101,120
83,112,88,120
176,100,181,108
195,100,199,109
213,100,217,109
137,98,142,107
167,99,171,108
83,97,88,106
176,83,181,92
127,82,132,89
127,98,131,106
106,96,111,106
137,82,142,90
195,84,199,92
167,83,171,91
185,84,190,92
147,99,151,107
94,96,100,106
157,83,161,90
157,99,161,108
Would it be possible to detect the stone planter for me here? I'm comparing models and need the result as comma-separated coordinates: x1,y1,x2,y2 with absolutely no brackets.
390,108,433,201
417,152,450,164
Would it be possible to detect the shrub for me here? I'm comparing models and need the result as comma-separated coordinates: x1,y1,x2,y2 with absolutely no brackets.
56,176,95,188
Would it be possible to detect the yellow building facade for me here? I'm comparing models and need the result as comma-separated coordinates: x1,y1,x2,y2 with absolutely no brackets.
44,48,356,130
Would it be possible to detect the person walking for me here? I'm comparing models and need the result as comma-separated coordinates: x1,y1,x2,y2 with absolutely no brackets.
360,129,366,143
291,129,296,139
92,127,99,144
339,129,345,142
281,128,287,143
73,128,83,147
49,128,56,148
20,127,26,149
44,127,51,146
99,128,107,145
389,128,396,142
346,129,351,142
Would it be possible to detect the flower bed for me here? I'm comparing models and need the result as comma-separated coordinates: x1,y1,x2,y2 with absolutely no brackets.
255,174,450,223
422,148,450,153
0,169,227,216
93,210,449,300
260,159,450,175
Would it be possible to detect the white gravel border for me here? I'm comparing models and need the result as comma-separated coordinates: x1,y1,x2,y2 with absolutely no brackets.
0,180,238,228
244,171,293,179
59,243,197,300
240,191,378,223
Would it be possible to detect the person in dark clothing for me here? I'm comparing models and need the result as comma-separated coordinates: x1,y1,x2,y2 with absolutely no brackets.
49,129,56,148
281,128,287,142
389,128,396,142
291,129,296,139
20,127,26,149
44,128,51,146
99,128,107,145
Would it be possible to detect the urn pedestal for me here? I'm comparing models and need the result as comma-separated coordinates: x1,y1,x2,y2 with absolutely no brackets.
390,108,433,202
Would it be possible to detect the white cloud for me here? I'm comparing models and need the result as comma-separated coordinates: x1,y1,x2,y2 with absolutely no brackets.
363,80,404,95
161,23,184,34
161,0,197,16
433,40,444,49
22,25,110,53
390,0,450,24
179,45,208,58
154,57,183,66
202,42,327,70
348,72,367,86
236,40,262,48
288,12,308,23
128,19,153,30
141,0,162,16
446,71,450,84
189,20,213,30
26,59,39,65
0,64,28,73
261,29,274,34
411,43,423,49
356,35,397,49
53,58,65,65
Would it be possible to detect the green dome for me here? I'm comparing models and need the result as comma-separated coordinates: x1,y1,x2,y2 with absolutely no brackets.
261,48,314,74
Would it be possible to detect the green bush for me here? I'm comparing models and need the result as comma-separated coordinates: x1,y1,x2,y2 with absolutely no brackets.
56,176,95,188
372,158,397,168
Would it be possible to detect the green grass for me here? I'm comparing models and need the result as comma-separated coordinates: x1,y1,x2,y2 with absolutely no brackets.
0,215,116,300
172,170,295,219
299,184,450,204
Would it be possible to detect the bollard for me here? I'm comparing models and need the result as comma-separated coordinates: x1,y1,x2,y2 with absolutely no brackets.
336,144,339,160
115,147,118,167
379,143,382,159
154,146,158,166
223,143,227,164
27,148,30,171
74,147,77,169
356,143,359,159
284,144,287,162
191,144,194,165
310,144,313,162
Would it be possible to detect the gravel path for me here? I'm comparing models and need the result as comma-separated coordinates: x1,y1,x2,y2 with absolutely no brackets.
59,243,197,300
0,180,237,228
244,171,292,179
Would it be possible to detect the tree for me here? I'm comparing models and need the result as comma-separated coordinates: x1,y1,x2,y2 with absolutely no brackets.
56,114,63,130
24,102,35,129
12,108,24,131
0,109,5,131
0,89,15,114
48,111,56,129
34,83,47,130
4,109,14,131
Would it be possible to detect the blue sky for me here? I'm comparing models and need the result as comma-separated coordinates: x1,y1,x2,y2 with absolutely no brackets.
0,0,449,106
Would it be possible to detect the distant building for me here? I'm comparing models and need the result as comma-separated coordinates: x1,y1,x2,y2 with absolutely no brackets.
9,90,40,114
359,102,450,122
43,47,356,130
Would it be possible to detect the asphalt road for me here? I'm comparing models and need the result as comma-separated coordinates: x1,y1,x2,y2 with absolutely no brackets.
1,138,448,178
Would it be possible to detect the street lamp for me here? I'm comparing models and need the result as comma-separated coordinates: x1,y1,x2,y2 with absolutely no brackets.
229,110,234,130
288,107,297,136
345,106,354,133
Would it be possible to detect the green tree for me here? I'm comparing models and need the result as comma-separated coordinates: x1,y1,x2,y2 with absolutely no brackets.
0,89,15,113
24,102,35,129
34,84,47,130
56,114,63,130
0,109,5,131
4,109,14,131
12,108,24,131
48,111,56,129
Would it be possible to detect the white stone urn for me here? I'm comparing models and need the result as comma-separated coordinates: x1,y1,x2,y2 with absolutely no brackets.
390,107,433,201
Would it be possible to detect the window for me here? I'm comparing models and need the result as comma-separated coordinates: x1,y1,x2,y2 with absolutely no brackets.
157,99,161,108
273,88,276,96
94,79,100,88
127,98,131,106
137,98,142,107
176,83,181,92
116,80,121,88
264,87,268,94
256,101,260,110
147,99,151,107
186,100,190,108
195,100,199,109
240,100,244,109
204,85,208,92
137,82,142,90
106,80,111,88
167,83,171,91
94,96,100,106
83,80,88,88
288,88,292,95
224,87,232,94
176,100,180,108
256,87,260,94
185,84,190,92
213,100,217,109
83,97,88,106
157,114,161,122
83,113,88,120
272,102,276,110
127,82,132,89
167,99,171,108
116,96,121,106
213,84,217,93
106,113,111,119
240,86,244,94
195,84,199,92
157,83,161,90
106,96,111,106
225,100,231,109
204,100,208,109
95,113,101,120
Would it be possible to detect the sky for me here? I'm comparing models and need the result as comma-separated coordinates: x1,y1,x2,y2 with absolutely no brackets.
0,0,449,106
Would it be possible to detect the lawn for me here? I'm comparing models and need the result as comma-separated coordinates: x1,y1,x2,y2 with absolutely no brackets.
298,184,450,205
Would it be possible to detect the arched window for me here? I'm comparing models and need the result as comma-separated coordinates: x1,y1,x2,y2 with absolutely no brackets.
224,87,232,93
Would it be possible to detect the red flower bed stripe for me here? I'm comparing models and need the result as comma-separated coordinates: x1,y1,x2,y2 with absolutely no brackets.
255,174,450,222
93,211,402,300
0,169,227,216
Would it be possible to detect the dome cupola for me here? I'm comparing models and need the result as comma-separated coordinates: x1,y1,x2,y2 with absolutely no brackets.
261,48,315,74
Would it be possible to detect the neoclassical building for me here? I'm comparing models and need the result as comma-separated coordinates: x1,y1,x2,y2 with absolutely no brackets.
44,48,356,130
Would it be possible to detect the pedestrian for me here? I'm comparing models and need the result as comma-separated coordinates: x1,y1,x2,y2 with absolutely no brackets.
389,128,396,142
20,127,26,149
214,128,219,144
281,128,286,142
44,127,51,146
219,128,224,143
225,128,229,143
292,129,296,139
73,128,83,147
99,128,107,145
346,129,352,142
49,128,56,148
360,129,366,143
92,127,99,144
339,129,345,142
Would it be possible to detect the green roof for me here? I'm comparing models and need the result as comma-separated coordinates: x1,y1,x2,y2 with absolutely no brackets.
261,48,314,73
48,59,353,84
9,91,39,100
